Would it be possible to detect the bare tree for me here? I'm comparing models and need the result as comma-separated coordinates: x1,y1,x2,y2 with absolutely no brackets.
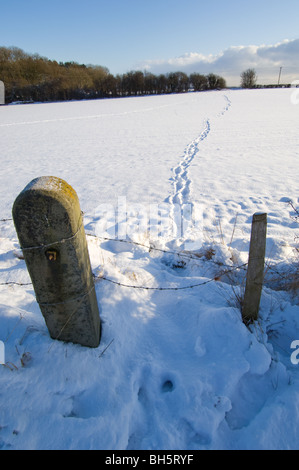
241,69,257,88
190,73,208,91
0,46,227,102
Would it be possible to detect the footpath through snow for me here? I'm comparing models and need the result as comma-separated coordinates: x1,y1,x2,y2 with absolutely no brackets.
0,89,298,450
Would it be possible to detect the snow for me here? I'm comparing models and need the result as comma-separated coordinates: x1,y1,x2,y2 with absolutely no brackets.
0,89,298,450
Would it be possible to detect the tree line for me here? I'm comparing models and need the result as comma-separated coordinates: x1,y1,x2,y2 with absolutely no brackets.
0,46,226,103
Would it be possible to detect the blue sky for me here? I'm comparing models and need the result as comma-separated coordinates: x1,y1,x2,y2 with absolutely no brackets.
1,0,299,85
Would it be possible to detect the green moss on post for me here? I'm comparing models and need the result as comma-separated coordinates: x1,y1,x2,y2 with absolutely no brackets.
12,176,101,348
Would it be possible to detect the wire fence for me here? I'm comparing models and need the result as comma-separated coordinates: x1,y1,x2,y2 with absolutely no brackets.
0,215,297,361
0,218,297,294
0,216,249,291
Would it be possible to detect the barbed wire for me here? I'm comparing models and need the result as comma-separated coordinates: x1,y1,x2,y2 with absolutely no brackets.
0,264,248,292
79,231,249,290
265,261,298,282
0,217,229,265
98,275,214,291
85,232,243,269
20,221,84,252
0,218,295,293
0,216,296,356
0,281,32,287
94,263,248,291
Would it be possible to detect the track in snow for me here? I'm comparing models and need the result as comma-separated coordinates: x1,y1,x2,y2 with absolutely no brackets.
168,119,211,207
164,94,231,242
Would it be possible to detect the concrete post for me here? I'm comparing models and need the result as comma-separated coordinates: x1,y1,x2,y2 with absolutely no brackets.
242,213,267,324
0,81,4,105
12,176,101,348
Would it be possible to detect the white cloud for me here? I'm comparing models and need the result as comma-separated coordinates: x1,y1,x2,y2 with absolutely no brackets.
139,39,299,86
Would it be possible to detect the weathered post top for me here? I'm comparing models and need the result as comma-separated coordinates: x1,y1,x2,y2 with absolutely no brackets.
0,81,4,105
12,176,101,348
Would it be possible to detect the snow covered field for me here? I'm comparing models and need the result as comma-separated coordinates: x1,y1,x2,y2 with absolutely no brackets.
0,89,298,450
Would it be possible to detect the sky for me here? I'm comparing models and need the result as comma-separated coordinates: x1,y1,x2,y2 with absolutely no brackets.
1,0,299,86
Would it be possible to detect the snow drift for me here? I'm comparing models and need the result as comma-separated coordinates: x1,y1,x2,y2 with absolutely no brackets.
0,89,298,450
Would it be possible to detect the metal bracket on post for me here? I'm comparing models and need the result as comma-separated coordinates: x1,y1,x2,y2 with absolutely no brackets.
12,176,101,348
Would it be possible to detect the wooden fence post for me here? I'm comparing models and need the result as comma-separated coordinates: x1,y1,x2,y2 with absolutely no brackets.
12,176,101,348
242,213,267,324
